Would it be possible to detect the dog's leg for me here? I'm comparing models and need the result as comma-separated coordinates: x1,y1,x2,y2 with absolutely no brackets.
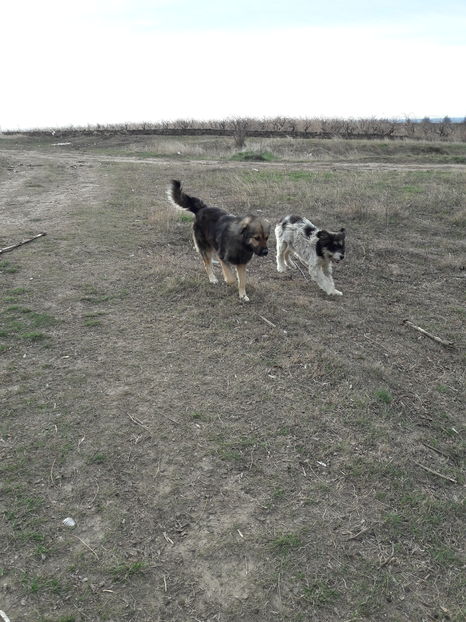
322,263,342,296
201,250,218,284
219,259,236,285
283,248,296,269
235,264,249,301
310,264,342,296
276,238,288,272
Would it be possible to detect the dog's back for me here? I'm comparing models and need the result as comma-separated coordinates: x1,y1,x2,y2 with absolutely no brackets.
276,215,319,264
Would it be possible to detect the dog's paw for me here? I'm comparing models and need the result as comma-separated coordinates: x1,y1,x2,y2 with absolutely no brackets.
208,275,219,284
277,266,287,273
330,289,343,296
239,294,250,302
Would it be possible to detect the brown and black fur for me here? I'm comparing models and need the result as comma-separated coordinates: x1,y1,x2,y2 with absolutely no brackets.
167,180,270,301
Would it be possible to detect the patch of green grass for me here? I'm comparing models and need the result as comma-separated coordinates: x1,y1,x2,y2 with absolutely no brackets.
109,561,146,582
276,426,291,436
81,294,112,303
287,170,335,182
231,151,276,162
21,331,46,342
5,493,45,529
17,530,46,543
83,318,102,327
374,388,393,404
6,305,32,313
0,260,20,273
88,453,106,464
214,435,263,462
431,546,463,567
179,213,193,223
21,573,63,594
80,285,128,304
355,569,398,617
8,287,28,296
381,493,464,548
402,185,423,194
302,580,340,606
270,533,302,554
28,312,58,328
0,306,57,347
218,449,242,462
83,310,107,327
272,487,286,499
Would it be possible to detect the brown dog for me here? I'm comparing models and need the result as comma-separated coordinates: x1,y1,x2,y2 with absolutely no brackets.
167,180,270,301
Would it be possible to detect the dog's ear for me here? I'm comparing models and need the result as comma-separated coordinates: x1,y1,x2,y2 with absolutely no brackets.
317,230,330,241
239,216,253,232
262,220,271,236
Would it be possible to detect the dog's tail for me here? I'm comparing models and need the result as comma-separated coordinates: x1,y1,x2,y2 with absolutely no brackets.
167,180,208,214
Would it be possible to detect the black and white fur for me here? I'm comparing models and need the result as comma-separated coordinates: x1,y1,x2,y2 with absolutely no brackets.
275,215,346,296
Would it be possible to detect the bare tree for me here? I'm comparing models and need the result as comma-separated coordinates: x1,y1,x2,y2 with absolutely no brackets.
231,117,249,148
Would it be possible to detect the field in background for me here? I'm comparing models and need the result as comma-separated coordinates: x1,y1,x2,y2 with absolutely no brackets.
1,134,465,621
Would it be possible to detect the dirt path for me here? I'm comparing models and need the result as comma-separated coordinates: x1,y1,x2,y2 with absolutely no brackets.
2,147,466,172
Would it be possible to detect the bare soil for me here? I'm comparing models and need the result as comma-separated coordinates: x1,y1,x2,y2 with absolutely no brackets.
1,136,465,622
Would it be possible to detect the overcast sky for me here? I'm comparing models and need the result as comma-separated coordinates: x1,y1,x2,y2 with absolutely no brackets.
1,0,465,130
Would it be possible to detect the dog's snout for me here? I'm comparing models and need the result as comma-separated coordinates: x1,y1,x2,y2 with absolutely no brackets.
260,248,268,256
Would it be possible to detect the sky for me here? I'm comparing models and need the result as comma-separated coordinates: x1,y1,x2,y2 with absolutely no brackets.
1,0,465,130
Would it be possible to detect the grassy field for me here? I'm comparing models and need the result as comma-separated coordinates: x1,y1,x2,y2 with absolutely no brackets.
0,134,465,622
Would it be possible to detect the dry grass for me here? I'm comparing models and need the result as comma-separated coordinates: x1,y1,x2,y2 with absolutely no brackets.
0,135,465,622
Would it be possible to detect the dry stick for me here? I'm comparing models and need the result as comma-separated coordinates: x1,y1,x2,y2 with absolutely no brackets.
294,260,310,282
0,232,46,255
127,413,150,431
345,525,374,541
258,315,276,328
73,535,100,560
50,458,57,486
159,413,181,425
413,461,457,484
403,319,453,347
421,442,451,460
379,543,395,569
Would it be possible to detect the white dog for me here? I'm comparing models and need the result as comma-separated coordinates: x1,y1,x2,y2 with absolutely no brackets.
275,215,346,295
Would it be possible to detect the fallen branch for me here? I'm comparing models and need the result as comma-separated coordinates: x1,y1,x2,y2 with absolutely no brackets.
345,525,374,541
294,260,310,282
379,543,395,569
72,535,100,559
403,319,453,348
258,315,276,328
0,232,46,255
413,461,457,484
127,413,150,431
421,442,451,460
